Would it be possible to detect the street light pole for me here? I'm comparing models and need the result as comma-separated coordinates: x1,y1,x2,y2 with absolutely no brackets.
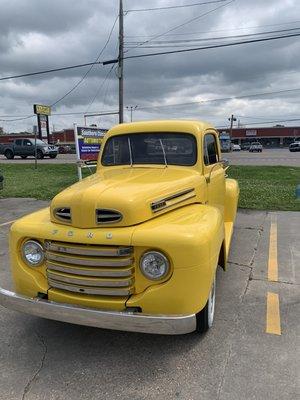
126,105,138,122
118,0,124,123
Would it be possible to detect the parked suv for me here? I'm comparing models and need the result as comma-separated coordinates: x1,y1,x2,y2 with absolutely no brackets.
289,142,300,152
249,142,263,152
0,138,58,159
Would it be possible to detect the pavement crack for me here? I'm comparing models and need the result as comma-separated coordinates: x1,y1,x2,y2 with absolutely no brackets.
249,212,268,267
250,277,299,286
228,261,252,269
216,346,232,400
21,331,47,400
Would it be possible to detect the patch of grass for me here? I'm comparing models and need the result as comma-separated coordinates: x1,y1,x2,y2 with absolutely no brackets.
228,165,300,211
0,164,299,211
0,164,82,201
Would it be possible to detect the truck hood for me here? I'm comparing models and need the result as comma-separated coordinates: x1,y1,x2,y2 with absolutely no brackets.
50,167,206,228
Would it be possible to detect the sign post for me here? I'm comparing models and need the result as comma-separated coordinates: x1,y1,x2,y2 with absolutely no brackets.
74,124,107,180
33,104,51,169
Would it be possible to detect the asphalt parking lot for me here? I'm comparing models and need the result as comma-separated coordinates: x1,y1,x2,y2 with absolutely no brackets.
0,148,299,166
0,199,299,400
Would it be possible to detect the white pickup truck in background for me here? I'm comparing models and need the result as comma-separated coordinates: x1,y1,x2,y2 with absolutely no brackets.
249,142,263,152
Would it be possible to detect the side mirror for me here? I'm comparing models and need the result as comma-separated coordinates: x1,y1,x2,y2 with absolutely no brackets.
206,159,229,184
220,159,229,169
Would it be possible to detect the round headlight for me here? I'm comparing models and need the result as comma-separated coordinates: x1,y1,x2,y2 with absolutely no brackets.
22,240,45,267
140,251,170,280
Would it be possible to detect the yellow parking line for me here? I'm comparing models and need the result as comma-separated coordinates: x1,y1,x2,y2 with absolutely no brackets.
266,292,281,335
0,220,15,227
268,215,278,282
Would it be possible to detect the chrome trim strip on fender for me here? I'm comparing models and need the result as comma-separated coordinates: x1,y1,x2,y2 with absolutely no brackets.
0,287,197,335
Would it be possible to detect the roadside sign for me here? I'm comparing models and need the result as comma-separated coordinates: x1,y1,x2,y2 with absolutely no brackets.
33,104,51,143
74,124,108,180
33,104,51,116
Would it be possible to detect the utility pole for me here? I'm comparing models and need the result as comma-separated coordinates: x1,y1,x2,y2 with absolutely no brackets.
228,114,237,142
126,105,138,122
118,0,124,123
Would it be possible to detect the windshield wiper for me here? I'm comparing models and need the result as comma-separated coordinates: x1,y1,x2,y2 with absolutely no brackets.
159,139,168,167
128,137,133,167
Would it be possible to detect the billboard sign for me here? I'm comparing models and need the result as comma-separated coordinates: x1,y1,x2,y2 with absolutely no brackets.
74,124,108,180
245,129,257,136
33,104,51,116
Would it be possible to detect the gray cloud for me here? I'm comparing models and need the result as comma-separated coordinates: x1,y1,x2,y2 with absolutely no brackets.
0,0,300,132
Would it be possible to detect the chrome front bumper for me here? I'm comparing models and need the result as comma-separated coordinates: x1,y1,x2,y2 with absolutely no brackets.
0,287,196,335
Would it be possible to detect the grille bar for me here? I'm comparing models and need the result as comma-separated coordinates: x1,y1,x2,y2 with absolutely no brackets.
44,241,133,257
47,270,133,287
46,252,133,267
46,261,133,277
48,279,133,296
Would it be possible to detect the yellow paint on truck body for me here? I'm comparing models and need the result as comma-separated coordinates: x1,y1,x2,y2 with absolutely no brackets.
9,120,239,318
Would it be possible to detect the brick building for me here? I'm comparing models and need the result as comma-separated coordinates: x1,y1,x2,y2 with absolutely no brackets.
220,126,300,147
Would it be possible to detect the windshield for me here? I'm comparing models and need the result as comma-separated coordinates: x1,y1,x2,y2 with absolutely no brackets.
35,139,48,146
101,132,197,166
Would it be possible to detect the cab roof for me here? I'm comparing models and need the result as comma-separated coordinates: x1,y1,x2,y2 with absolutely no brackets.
107,120,215,138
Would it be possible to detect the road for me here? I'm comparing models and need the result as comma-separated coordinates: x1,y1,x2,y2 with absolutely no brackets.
0,148,299,166
226,148,300,166
0,199,299,400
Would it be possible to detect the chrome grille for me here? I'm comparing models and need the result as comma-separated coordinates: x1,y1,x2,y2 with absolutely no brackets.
45,241,134,296
96,209,122,224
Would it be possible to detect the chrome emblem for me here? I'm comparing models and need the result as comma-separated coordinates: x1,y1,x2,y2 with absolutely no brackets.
67,231,74,237
106,233,113,239
52,229,58,235
87,232,94,239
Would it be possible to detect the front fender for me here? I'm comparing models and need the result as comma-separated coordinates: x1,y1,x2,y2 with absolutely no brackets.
128,204,224,314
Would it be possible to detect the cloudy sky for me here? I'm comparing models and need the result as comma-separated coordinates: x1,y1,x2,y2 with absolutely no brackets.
0,0,300,133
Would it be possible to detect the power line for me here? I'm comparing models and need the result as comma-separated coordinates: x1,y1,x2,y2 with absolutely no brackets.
126,21,300,39
137,87,300,110
2,86,300,121
216,117,300,128
85,64,115,113
0,115,34,122
119,32,300,62
50,15,118,107
125,0,227,13
125,0,235,53
0,62,104,82
125,19,300,38
1,30,299,82
125,27,300,47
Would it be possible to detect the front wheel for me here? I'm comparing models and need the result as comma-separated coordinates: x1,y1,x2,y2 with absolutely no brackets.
49,154,57,159
36,150,44,159
195,273,216,334
4,150,14,159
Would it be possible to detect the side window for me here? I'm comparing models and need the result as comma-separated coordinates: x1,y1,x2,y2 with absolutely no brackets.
23,139,32,146
204,134,219,165
15,139,22,146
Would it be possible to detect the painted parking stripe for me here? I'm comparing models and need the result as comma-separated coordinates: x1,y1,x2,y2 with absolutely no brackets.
266,292,281,335
268,214,278,282
0,220,15,227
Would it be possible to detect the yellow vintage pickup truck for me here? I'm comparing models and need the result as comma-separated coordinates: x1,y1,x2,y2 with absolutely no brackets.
0,120,239,335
